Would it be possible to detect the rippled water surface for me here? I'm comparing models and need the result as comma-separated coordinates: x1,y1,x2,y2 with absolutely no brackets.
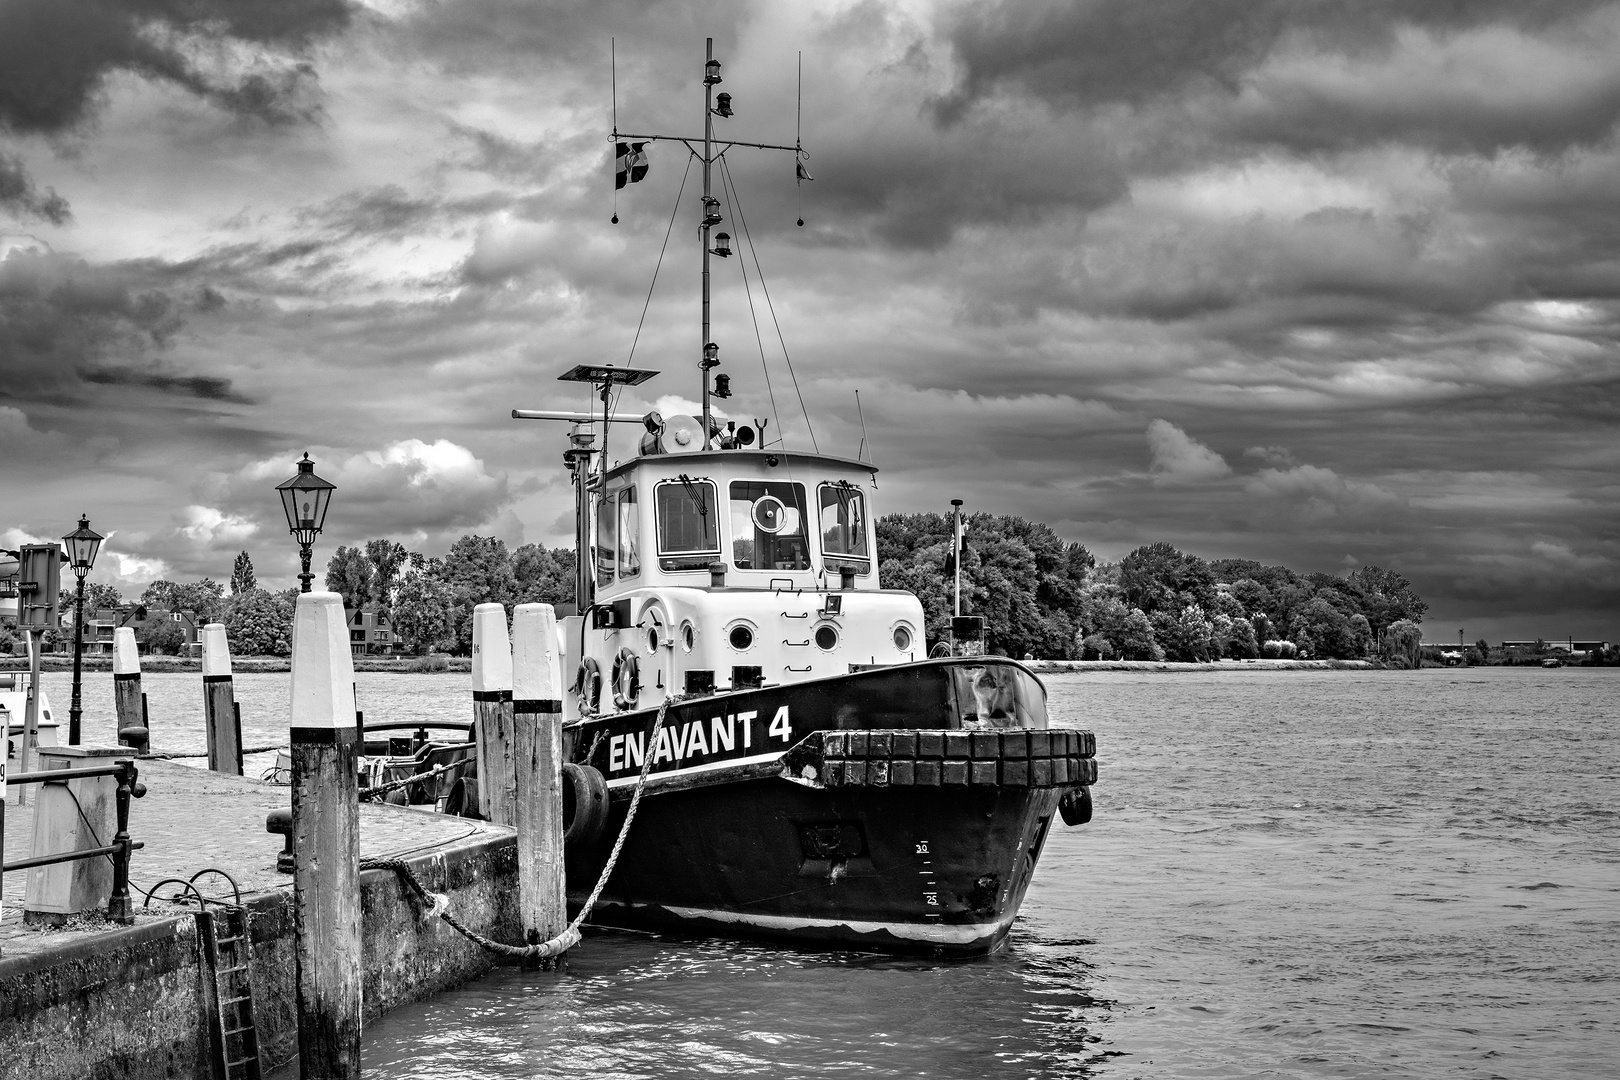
41,667,1620,1076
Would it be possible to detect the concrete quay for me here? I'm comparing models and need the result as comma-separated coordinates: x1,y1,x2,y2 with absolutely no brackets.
1,757,519,1080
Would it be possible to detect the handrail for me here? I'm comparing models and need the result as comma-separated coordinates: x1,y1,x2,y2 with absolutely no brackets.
359,720,475,734
6,761,138,785
0,758,147,924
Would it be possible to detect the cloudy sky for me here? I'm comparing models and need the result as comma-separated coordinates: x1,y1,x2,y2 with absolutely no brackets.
3,0,1618,640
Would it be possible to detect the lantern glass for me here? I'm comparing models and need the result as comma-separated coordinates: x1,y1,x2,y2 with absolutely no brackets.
62,516,103,571
276,453,336,542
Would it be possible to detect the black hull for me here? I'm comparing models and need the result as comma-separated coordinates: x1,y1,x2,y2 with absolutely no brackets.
562,658,1093,955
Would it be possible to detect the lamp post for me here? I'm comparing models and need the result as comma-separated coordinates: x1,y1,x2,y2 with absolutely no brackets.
62,515,104,746
276,453,336,593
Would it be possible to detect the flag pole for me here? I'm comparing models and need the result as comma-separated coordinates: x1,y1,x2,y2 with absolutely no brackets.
951,499,963,619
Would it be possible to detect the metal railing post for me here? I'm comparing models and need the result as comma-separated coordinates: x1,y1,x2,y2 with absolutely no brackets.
109,760,137,923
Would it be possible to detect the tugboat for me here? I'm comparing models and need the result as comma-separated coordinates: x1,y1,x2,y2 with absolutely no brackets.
510,40,1096,955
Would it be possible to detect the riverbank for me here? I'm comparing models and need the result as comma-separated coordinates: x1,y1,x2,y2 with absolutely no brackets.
0,655,473,674
1026,658,1380,673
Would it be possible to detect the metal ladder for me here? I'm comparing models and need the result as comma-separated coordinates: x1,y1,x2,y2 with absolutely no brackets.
199,906,263,1080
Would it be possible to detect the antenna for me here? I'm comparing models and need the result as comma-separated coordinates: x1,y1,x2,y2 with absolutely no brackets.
611,38,617,134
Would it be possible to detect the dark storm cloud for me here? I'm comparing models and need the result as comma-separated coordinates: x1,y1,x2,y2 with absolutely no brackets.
0,152,70,223
0,246,246,410
934,1,1620,149
0,0,350,134
80,367,249,403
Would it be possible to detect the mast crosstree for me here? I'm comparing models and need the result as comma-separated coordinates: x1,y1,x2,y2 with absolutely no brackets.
612,37,807,449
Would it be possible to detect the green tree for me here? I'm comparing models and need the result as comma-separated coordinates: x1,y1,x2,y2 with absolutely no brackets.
1347,565,1427,635
230,551,257,596
364,539,410,615
512,543,576,607
1121,542,1217,616
140,579,225,623
1380,618,1423,669
224,587,293,656
142,617,188,655
441,535,518,653
325,545,372,610
392,562,456,654
1227,616,1260,659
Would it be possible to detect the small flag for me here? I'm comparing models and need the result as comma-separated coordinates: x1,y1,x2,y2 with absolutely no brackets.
616,142,650,189
796,156,813,181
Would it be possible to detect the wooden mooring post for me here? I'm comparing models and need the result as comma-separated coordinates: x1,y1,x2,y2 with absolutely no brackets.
472,603,516,826
112,627,149,753
201,624,242,775
512,603,566,959
289,592,361,1080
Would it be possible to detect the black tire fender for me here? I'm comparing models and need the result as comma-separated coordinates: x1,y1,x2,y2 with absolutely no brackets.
562,762,609,850
610,647,640,710
1059,786,1093,827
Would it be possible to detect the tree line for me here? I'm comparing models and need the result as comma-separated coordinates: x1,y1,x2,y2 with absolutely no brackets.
878,514,1430,664
7,519,1431,664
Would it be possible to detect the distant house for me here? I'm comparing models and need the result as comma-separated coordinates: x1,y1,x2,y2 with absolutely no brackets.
49,607,125,656
120,606,203,656
346,603,396,657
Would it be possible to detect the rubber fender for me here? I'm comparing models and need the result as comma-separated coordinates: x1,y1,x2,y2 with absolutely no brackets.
562,762,609,850
1059,786,1093,827
384,788,410,806
447,775,483,819
611,647,641,710
575,656,603,712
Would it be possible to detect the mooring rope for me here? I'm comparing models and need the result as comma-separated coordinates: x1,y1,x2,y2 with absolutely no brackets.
358,758,464,802
362,696,672,961
146,744,282,760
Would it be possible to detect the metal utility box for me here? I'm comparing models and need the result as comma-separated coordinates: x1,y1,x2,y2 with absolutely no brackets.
16,544,62,631
24,745,126,925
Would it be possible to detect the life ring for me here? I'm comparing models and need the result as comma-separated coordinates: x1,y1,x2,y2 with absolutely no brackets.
1059,786,1093,827
611,647,640,710
575,656,602,713
562,763,609,850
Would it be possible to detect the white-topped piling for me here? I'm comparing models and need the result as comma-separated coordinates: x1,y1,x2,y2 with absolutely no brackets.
513,603,567,958
289,592,361,1080
201,624,241,774
112,627,148,752
472,603,516,825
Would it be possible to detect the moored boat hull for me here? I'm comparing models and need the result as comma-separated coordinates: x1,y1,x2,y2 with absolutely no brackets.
567,778,1066,955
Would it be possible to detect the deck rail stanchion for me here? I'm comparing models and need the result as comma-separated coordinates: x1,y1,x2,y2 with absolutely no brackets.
472,603,516,826
202,624,241,775
113,627,150,753
513,602,567,962
289,592,362,1080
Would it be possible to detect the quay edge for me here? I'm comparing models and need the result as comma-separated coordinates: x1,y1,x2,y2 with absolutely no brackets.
0,817,517,1080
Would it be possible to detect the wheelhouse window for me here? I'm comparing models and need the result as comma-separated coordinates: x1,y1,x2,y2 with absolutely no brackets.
655,478,719,570
729,481,810,571
595,489,618,587
818,482,870,571
619,486,640,578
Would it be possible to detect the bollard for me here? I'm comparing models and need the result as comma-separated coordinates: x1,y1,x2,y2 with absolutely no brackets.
471,603,516,826
201,624,242,775
513,603,567,960
289,592,361,1080
112,627,149,753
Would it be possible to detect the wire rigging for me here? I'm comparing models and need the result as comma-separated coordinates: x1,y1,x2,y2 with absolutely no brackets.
718,153,819,453
716,153,786,450
625,153,693,370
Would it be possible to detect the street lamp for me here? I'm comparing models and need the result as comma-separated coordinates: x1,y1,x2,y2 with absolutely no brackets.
62,514,103,746
275,453,335,593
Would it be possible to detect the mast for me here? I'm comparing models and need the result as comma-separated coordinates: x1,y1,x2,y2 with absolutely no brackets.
951,499,963,618
700,38,719,449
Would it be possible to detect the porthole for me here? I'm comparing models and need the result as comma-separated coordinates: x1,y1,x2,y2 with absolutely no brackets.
728,624,755,651
815,625,839,651
681,622,696,652
646,626,661,652
893,624,913,652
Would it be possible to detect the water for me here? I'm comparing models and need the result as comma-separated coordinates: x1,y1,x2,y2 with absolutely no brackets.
41,667,1620,1076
